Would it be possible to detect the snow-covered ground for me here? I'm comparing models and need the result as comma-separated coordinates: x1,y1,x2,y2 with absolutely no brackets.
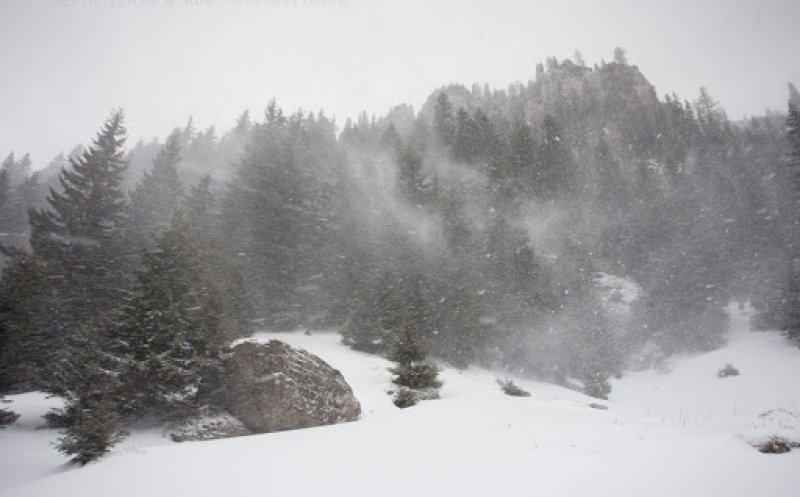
2,305,799,497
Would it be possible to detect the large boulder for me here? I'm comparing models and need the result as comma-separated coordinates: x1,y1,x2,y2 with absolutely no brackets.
223,340,361,433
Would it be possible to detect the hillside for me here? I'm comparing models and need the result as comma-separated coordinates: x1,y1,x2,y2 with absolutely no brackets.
1,304,798,497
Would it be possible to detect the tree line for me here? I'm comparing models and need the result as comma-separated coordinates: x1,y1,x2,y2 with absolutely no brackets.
0,50,798,461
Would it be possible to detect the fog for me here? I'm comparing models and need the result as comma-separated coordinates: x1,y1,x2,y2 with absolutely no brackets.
1,0,799,166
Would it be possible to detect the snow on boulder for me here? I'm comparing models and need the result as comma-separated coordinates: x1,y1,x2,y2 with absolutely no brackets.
169,413,251,442
223,340,361,433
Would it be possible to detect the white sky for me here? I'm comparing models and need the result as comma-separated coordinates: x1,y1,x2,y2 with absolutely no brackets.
1,0,799,167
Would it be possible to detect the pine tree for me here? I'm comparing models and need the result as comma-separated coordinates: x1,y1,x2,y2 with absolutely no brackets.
387,315,442,392
0,248,48,391
439,188,472,255
381,122,403,154
184,175,216,229
26,110,130,393
0,403,19,426
0,168,8,229
695,87,726,133
340,291,386,353
572,293,617,399
777,102,800,341
427,265,485,369
1,152,32,189
113,211,227,422
127,128,184,249
0,153,39,249
787,103,800,211
55,395,126,465
341,269,399,354
624,170,731,351
594,137,629,212
471,109,504,187
234,110,252,136
507,119,538,197
0,154,14,186
0,166,12,266
14,172,42,233
749,101,800,341
184,176,254,338
484,215,556,321
452,108,481,163
539,115,575,199
342,253,433,358
264,98,286,126
581,370,612,400
184,126,221,175
30,112,127,247
181,116,195,149
43,316,122,411
433,92,455,147
396,145,427,205
222,108,342,328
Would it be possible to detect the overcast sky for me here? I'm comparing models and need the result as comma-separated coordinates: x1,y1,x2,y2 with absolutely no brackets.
1,0,799,168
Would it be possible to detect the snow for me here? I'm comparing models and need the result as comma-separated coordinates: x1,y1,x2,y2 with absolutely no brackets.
2,305,799,497
613,304,800,440
594,272,641,319
0,393,65,492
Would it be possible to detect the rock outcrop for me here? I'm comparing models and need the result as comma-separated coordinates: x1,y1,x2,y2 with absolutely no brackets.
223,340,361,433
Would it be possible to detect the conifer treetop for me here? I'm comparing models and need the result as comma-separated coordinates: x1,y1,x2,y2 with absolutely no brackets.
30,110,128,241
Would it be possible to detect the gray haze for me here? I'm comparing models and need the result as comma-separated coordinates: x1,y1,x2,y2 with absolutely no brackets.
1,0,798,166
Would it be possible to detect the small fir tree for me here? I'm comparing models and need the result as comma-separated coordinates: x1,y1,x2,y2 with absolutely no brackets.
581,370,612,400
392,387,419,408
0,397,19,426
387,317,442,391
55,395,126,465
497,378,531,397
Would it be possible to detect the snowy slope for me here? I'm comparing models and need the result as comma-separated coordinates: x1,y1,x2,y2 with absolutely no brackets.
1,305,799,497
613,304,800,437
